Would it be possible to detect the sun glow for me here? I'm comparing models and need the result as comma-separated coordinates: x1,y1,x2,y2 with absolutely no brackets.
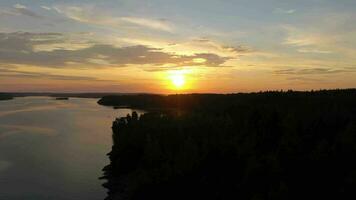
167,70,188,90
171,73,185,89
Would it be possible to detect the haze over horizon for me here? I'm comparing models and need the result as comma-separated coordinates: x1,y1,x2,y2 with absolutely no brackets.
1,0,355,93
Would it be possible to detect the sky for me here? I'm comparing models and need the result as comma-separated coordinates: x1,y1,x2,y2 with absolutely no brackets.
0,0,355,93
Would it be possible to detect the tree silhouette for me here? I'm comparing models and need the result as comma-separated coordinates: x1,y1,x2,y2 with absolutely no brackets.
101,89,356,200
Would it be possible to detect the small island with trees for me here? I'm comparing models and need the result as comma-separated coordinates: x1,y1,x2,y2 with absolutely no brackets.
55,97,69,100
100,89,356,199
0,93,14,101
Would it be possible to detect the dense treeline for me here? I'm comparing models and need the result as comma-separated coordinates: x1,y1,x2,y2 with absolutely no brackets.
0,93,13,101
98,89,356,111
102,89,356,200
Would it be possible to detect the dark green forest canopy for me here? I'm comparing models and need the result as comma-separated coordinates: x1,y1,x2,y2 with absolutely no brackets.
102,89,356,200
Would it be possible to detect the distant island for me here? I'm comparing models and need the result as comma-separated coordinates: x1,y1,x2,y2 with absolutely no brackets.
0,93,13,101
101,89,356,199
55,97,69,100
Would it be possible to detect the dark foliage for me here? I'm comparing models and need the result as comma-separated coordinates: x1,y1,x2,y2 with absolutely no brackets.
0,93,13,101
102,89,356,200
55,97,69,100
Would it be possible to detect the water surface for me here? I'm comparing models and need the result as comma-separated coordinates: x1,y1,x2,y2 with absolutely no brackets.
0,97,142,200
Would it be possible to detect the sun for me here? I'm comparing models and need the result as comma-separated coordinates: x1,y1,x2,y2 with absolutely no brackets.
164,69,192,91
170,73,185,89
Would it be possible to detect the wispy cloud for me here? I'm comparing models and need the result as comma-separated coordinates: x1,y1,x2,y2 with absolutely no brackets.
282,25,334,54
117,36,249,58
0,67,98,81
12,3,43,18
274,8,296,14
120,17,173,32
40,6,52,11
283,26,321,47
53,5,174,32
0,4,43,19
274,67,356,75
13,4,26,9
286,76,322,82
297,48,332,54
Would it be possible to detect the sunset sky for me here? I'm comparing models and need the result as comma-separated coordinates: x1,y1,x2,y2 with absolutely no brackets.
0,0,355,93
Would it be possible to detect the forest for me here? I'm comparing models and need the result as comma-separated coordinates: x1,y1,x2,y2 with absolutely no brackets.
101,89,356,199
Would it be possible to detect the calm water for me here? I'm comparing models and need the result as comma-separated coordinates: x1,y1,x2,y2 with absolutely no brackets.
0,97,142,200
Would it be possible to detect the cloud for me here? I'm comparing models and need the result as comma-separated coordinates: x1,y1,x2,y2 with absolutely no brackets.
117,36,249,59
54,6,174,32
0,67,98,81
274,67,356,75
0,32,233,69
281,12,356,57
274,8,296,14
286,76,322,82
13,4,26,9
12,3,43,18
40,6,52,11
191,37,252,55
284,37,316,47
120,17,173,32
53,6,101,23
0,4,43,19
297,48,332,54
0,32,65,52
282,25,334,54
283,26,321,47
192,53,228,66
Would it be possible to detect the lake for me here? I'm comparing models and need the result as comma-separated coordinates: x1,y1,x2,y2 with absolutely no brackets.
0,97,143,200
